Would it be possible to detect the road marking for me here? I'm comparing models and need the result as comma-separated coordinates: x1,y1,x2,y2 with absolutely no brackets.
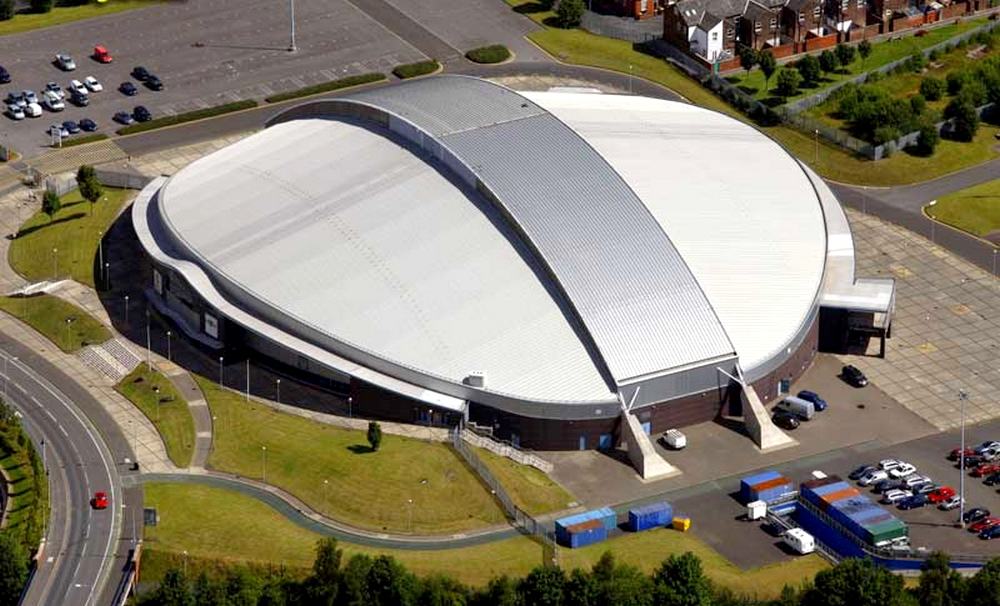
59,424,68,437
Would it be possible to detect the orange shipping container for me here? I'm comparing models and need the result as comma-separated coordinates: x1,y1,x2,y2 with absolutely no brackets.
752,476,792,493
820,487,861,507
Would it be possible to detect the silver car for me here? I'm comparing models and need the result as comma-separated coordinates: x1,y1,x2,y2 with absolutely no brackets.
881,489,913,504
55,53,76,71
5,104,25,120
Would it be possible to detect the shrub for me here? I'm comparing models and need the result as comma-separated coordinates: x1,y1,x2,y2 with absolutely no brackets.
367,421,382,452
945,97,979,141
116,100,258,135
946,70,969,96
920,76,945,101
913,121,940,156
775,68,802,97
819,49,840,74
958,79,988,106
465,45,511,64
264,73,385,103
906,52,928,73
0,0,14,20
865,70,884,83
796,54,821,85
873,125,902,145
392,60,440,79
928,48,941,62
29,0,51,13
835,43,856,69
909,93,927,116
555,0,584,27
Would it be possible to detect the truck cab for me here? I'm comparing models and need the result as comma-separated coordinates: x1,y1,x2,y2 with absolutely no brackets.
93,45,113,63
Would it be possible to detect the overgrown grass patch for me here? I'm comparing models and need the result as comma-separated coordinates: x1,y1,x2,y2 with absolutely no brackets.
264,73,386,103
475,448,574,516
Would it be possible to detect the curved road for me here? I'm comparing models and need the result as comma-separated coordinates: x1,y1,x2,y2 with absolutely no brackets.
0,335,141,606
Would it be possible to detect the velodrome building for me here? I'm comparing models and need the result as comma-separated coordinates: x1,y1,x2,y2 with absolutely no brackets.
132,75,894,450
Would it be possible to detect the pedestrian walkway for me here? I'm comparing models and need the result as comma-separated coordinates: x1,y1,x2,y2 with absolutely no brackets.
130,133,251,177
27,140,128,178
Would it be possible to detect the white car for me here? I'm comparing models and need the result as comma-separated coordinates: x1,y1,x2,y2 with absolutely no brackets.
69,79,88,97
903,474,932,488
881,489,913,504
24,102,42,118
55,53,76,71
22,90,38,105
5,104,24,120
43,91,64,111
83,76,103,92
940,495,965,511
45,82,66,99
879,458,903,471
888,463,916,478
48,123,69,138
859,469,888,486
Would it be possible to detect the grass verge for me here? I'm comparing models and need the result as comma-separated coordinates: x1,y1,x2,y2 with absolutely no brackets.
0,421,49,552
0,295,110,352
264,73,386,103
57,133,110,148
9,187,131,288
558,527,829,599
928,178,1000,237
141,482,542,587
466,44,512,64
392,60,441,79
198,377,504,534
116,366,194,468
0,0,156,36
116,100,258,135
476,447,574,516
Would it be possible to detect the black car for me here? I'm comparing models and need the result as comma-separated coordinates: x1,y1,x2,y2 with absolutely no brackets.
131,66,151,81
4,92,24,107
842,364,869,388
78,118,97,132
133,105,152,122
0,66,10,84
964,508,991,524
984,472,1000,486
897,494,928,510
849,464,878,481
960,453,987,468
70,89,89,107
145,75,163,91
981,525,1000,540
62,120,81,134
873,478,906,494
119,81,138,96
113,110,134,125
772,412,800,430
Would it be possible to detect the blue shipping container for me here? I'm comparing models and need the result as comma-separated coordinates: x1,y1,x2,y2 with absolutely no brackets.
755,482,795,504
740,470,781,502
556,507,617,538
628,502,673,532
812,481,851,496
567,523,608,548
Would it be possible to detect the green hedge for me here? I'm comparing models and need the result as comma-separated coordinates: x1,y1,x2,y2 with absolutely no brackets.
264,72,386,103
392,60,440,79
465,45,511,64
55,133,109,148
116,99,259,135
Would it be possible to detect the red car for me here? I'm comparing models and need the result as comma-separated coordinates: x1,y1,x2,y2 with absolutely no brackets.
949,447,975,461
972,463,1000,478
93,45,112,63
969,517,1000,533
92,491,108,510
928,486,956,503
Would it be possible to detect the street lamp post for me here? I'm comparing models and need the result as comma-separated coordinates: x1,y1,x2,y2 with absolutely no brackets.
219,356,224,386
104,262,110,289
261,445,267,483
288,0,297,52
348,396,352,418
407,498,413,531
276,378,281,405
166,330,172,362
323,478,329,509
959,389,967,528
245,359,250,402
52,248,58,279
65,317,74,350
153,386,161,421
98,230,104,288
145,308,152,370
124,294,130,326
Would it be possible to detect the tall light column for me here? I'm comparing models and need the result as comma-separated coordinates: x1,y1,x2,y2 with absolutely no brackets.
288,0,297,52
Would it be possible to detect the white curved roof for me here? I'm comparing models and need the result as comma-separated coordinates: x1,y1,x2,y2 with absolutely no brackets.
154,76,829,407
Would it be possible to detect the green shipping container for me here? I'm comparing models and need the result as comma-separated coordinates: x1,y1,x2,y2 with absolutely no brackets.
867,519,907,544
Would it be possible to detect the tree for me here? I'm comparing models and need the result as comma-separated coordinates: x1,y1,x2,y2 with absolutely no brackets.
472,575,519,606
0,0,15,21
835,43,856,69
555,0,584,28
519,566,566,606
419,574,469,606
758,51,777,92
797,54,821,85
151,568,195,606
76,164,96,185
29,0,51,13
367,421,382,451
338,554,374,606
776,68,803,97
909,93,927,116
0,533,27,606
916,551,966,606
538,0,556,8
964,558,1000,606
819,49,840,76
858,39,872,68
739,46,758,78
801,558,909,606
564,568,597,606
362,555,418,606
920,76,946,101
652,552,712,606
945,97,979,142
591,552,653,606
304,537,341,605
191,572,227,606
42,190,61,222
913,120,940,156
80,176,103,216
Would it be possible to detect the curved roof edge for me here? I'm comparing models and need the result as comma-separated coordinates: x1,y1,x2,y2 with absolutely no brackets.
133,178,621,420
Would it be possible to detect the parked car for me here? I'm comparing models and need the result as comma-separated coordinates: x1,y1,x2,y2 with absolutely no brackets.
903,475,932,489
849,464,877,481
83,76,103,92
62,120,80,134
968,517,1000,534
48,123,69,138
775,396,815,421
44,82,65,99
43,91,64,111
78,118,97,132
963,508,991,524
93,44,112,63
22,90,38,105
797,390,828,412
950,447,976,461
972,463,1000,478
980,525,1000,540
873,478,906,494
975,441,1000,453
70,89,89,107
842,364,868,387
119,81,138,96
131,65,151,81
772,411,800,430
113,110,134,125
940,495,964,511
5,104,25,120
24,103,42,118
879,459,904,471
859,469,888,486
897,494,928,510
915,483,938,495
659,429,686,450
881,489,913,504
55,53,77,71
983,472,1000,486
960,453,988,468
145,74,163,91
133,105,151,122
928,486,956,503
5,92,25,108
0,65,9,84
889,463,917,479
92,491,108,509
69,79,88,97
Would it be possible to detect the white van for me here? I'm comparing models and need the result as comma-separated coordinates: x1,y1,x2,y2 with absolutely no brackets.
783,528,816,555
775,396,815,421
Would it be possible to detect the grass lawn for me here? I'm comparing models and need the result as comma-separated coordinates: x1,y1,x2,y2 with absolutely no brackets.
0,435,49,551
141,482,543,587
198,377,505,534
116,366,194,468
0,1,156,37
476,448,574,516
732,18,988,102
0,295,110,352
9,187,132,288
928,178,1000,237
558,527,828,599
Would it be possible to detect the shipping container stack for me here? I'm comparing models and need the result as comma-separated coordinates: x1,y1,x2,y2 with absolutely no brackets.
739,470,796,505
627,502,673,532
555,507,617,548
798,475,908,547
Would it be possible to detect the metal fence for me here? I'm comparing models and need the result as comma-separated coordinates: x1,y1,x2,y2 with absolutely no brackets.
580,10,662,44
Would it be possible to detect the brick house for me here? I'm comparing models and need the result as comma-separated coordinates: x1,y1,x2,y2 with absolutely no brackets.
595,0,662,19
827,0,869,33
782,0,825,43
663,0,747,61
741,0,783,48
869,0,909,24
